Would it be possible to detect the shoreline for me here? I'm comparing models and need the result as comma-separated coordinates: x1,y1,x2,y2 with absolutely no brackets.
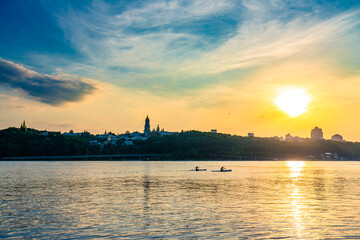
1,159,359,162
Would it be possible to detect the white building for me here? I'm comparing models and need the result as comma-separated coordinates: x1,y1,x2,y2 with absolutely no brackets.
63,132,82,137
311,127,323,140
331,134,344,142
161,131,178,136
285,134,293,141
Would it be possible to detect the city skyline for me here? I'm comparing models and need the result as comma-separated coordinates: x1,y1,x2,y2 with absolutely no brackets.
8,118,347,143
1,1,360,140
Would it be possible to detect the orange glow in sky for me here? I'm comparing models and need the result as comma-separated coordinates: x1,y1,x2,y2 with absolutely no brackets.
1,1,360,141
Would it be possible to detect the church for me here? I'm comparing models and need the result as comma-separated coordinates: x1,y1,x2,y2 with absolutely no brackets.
143,115,177,137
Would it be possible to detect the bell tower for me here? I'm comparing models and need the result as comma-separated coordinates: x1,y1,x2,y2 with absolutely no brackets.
144,115,150,135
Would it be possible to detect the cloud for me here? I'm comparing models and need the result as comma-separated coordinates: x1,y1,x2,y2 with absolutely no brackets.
185,9,360,74
51,0,360,94
114,0,234,28
0,59,97,105
57,0,235,71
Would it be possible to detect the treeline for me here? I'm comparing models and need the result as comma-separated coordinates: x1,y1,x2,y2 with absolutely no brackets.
131,131,360,160
1,128,360,160
0,128,95,157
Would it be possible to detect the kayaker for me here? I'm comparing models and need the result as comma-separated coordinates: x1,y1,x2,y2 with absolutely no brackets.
220,166,225,171
195,166,199,171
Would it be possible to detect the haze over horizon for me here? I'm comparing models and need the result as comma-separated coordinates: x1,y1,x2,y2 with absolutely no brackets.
1,0,360,140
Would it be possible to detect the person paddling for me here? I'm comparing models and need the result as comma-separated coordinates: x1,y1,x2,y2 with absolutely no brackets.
220,166,225,172
195,166,199,171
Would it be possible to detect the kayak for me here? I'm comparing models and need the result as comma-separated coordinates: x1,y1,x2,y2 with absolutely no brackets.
211,170,232,172
190,169,207,171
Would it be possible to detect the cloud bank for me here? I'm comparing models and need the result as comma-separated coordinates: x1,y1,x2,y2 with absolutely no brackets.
0,59,96,105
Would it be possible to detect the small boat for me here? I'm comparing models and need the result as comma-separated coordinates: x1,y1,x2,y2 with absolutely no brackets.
212,166,232,172
190,168,207,171
190,166,207,171
212,169,232,172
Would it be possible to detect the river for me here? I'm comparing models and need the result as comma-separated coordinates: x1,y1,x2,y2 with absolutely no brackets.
1,161,360,239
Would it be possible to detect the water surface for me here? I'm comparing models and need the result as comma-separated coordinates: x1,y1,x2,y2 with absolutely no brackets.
1,161,360,239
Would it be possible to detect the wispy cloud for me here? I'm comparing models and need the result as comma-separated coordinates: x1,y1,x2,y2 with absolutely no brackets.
115,0,234,28
187,9,360,74
58,0,235,70
53,0,360,93
0,59,97,106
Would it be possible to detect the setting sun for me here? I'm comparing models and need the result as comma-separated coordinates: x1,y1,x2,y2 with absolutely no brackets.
275,87,311,117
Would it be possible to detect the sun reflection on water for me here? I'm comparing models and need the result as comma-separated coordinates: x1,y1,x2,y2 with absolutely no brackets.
287,161,305,238
287,161,304,179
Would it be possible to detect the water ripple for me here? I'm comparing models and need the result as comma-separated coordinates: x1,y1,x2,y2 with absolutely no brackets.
1,161,360,239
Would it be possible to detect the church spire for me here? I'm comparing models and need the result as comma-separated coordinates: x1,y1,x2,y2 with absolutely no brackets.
144,115,150,135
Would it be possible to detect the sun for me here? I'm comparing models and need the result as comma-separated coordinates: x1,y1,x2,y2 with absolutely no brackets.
275,87,311,117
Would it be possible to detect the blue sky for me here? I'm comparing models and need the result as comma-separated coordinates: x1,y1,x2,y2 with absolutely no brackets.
1,0,360,138
1,0,359,92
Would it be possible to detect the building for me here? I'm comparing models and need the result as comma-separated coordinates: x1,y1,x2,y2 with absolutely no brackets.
285,133,294,142
211,129,217,133
161,131,178,136
311,126,323,140
63,131,82,137
321,152,340,160
89,140,100,145
272,136,284,141
248,133,254,137
285,134,293,141
284,134,304,142
20,121,27,132
292,136,304,142
97,131,116,140
331,134,344,142
144,115,150,135
142,115,178,137
130,131,142,138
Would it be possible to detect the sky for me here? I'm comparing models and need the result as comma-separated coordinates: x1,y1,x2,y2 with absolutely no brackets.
1,0,360,140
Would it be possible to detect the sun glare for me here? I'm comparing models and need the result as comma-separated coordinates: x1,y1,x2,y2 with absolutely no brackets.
287,161,305,170
287,161,305,179
275,87,311,117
